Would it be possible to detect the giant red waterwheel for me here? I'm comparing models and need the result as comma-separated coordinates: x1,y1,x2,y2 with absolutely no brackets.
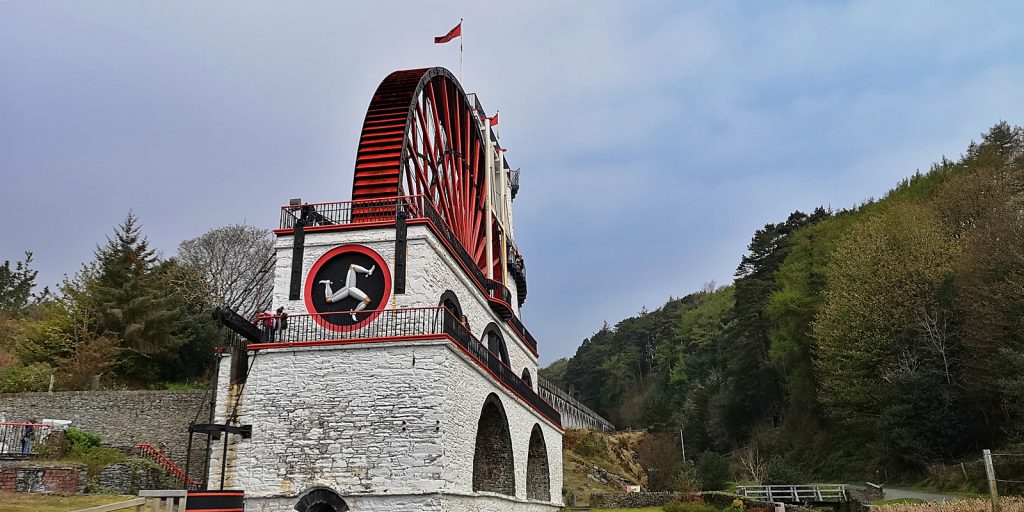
351,67,491,276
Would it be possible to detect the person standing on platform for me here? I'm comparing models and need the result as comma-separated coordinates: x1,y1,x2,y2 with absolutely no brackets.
21,421,35,455
274,307,288,342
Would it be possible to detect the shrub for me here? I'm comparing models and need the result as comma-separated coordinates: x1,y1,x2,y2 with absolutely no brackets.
34,429,70,459
0,362,54,392
668,462,702,493
65,428,124,477
665,500,720,512
77,445,125,477
697,452,732,491
575,430,610,459
67,428,102,451
764,455,801,485
562,487,577,507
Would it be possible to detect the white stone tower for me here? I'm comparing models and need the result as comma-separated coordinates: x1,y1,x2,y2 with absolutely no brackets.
207,67,563,512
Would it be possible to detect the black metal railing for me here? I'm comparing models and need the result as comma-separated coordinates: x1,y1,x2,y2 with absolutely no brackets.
254,307,441,344
505,314,538,351
418,201,525,330
252,308,560,425
279,196,420,230
0,423,51,458
507,167,520,199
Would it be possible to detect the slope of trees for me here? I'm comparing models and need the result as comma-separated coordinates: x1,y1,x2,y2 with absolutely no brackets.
541,122,1024,481
0,216,273,391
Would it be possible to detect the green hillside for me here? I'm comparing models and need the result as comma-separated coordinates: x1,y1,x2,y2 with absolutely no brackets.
542,122,1024,487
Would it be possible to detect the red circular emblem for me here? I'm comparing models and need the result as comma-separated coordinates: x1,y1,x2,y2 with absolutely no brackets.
304,245,391,332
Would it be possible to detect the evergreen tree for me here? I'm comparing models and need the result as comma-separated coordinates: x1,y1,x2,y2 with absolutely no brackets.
0,252,43,314
89,214,185,381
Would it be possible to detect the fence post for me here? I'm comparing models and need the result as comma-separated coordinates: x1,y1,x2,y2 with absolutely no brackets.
983,449,1000,512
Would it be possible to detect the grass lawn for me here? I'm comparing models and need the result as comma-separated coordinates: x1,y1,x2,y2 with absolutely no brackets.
871,498,928,506
589,508,666,512
0,493,134,512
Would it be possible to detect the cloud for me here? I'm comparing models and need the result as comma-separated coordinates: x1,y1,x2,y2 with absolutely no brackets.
2,1,1023,363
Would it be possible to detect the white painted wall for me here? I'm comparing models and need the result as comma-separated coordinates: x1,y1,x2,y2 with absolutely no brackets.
208,340,562,510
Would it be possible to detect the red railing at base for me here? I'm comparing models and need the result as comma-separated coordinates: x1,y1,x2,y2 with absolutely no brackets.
138,443,203,490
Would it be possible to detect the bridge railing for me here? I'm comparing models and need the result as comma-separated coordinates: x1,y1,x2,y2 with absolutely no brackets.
736,484,848,503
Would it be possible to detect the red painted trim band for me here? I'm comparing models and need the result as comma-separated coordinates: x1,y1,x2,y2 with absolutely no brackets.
247,333,561,430
248,333,441,351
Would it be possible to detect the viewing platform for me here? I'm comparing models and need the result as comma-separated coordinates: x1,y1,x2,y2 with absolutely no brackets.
242,307,560,427
274,195,537,355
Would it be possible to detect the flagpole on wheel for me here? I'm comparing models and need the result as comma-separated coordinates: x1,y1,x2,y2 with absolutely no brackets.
459,18,464,85
434,19,464,83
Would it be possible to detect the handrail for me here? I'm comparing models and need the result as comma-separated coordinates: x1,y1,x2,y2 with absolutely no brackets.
0,422,51,456
279,195,423,229
137,443,202,490
736,484,848,502
247,307,561,426
71,491,188,512
71,497,147,512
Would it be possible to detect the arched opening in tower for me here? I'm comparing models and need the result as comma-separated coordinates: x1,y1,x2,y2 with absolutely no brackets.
483,323,510,370
472,393,516,496
294,489,349,512
526,424,551,501
521,368,533,388
438,290,463,335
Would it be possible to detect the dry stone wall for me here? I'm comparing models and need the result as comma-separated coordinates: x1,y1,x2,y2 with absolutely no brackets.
0,390,209,466
0,464,87,494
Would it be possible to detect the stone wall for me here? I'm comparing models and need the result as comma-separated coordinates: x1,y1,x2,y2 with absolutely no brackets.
98,460,175,495
0,464,87,494
590,491,686,509
0,390,210,466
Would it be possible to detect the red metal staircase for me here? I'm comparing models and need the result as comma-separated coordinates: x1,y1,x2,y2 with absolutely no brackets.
137,443,203,490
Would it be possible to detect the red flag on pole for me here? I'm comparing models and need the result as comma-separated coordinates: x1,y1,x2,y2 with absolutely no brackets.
435,22,462,44
486,112,499,126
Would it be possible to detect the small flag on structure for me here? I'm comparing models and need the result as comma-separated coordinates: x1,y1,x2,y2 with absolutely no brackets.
435,21,462,44
486,112,499,126
497,148,508,153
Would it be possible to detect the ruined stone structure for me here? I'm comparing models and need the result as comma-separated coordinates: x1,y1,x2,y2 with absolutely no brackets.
206,67,563,511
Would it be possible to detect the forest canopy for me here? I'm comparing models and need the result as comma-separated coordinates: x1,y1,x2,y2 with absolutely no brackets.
0,218,273,391
541,122,1024,480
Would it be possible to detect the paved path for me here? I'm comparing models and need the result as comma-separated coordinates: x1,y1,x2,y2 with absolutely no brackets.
849,484,961,503
882,488,961,502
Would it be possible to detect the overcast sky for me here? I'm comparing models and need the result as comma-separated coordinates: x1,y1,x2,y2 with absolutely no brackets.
3,1,1023,364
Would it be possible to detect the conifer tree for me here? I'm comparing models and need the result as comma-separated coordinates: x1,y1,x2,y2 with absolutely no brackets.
0,252,42,314
90,213,184,381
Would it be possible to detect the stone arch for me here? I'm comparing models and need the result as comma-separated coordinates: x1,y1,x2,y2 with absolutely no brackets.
472,393,516,496
295,488,349,512
526,424,551,501
482,322,510,369
439,290,464,335
521,368,533,388
438,290,462,318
